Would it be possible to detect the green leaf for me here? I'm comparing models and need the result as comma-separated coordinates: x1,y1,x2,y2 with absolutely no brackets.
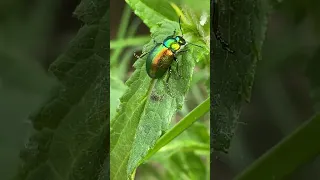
110,75,127,120
211,0,272,152
15,0,109,179
234,114,320,180
125,0,177,28
110,15,208,180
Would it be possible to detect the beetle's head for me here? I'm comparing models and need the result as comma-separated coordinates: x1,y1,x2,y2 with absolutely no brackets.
175,36,186,45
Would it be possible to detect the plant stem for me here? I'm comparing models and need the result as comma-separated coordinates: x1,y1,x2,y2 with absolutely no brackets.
110,36,150,49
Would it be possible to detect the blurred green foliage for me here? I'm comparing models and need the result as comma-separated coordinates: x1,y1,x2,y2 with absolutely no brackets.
1,0,109,180
0,1,59,180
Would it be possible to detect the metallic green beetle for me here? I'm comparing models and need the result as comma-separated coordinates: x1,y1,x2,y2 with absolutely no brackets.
145,31,185,80
135,4,234,84
135,17,191,85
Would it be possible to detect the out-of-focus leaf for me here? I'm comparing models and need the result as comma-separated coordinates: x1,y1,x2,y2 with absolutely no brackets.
0,54,55,180
306,47,320,111
211,0,272,152
0,1,60,179
14,0,109,179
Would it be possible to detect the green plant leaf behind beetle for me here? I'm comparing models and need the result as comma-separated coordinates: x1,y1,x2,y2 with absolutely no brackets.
110,4,209,179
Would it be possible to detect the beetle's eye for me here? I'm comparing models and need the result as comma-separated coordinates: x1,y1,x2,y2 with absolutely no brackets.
171,43,180,51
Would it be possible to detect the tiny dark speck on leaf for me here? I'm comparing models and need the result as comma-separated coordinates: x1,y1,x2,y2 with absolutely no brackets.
150,93,163,102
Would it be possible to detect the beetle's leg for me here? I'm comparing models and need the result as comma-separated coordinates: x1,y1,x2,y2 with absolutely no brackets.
212,0,235,53
153,39,157,44
178,50,188,54
172,29,176,36
134,51,149,59
135,38,159,58
152,38,159,44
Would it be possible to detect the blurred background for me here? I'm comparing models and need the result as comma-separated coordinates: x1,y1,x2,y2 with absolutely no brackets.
0,0,81,179
1,0,320,179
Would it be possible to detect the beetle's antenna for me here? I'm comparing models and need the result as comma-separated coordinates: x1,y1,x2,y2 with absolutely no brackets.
187,42,205,49
179,15,205,50
179,15,184,37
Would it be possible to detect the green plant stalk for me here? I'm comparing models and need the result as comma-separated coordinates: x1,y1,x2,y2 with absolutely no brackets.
110,4,132,67
110,36,150,49
127,17,141,37
116,5,131,39
161,142,209,152
235,114,320,180
142,97,210,162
